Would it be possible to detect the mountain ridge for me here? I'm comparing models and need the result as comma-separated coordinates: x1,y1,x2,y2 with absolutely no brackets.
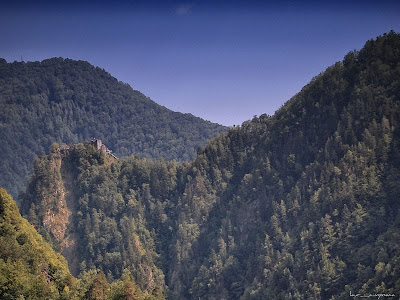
19,31,400,299
0,57,227,198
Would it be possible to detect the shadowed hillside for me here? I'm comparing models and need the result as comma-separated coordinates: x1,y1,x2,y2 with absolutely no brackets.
0,58,227,198
21,32,400,299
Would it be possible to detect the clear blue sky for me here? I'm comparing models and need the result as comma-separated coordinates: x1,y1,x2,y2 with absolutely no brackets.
1,0,399,126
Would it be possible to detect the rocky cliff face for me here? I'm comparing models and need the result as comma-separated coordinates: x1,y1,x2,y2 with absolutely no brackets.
21,145,80,275
21,141,171,292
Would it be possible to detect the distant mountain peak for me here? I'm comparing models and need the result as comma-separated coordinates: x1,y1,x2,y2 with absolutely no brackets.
0,58,227,198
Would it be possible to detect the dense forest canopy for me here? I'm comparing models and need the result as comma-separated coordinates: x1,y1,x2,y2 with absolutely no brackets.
0,188,74,299
0,188,165,299
11,31,400,298
0,58,227,198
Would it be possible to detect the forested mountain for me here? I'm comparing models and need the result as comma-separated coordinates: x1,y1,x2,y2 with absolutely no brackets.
0,188,74,299
0,188,164,299
0,58,227,199
20,31,400,299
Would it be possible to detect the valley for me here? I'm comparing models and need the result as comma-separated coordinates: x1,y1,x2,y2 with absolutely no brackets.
1,32,400,299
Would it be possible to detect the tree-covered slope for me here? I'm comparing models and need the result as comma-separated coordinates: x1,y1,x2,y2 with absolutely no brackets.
21,32,400,299
20,142,176,294
168,31,400,299
0,188,75,299
0,57,227,198
0,188,165,299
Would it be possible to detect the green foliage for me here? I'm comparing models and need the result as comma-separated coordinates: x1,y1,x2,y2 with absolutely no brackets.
0,188,74,299
18,31,400,299
0,58,227,199
0,189,165,299
166,31,400,299
21,143,174,295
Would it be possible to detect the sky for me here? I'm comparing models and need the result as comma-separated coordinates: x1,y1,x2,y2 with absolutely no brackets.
1,0,400,126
